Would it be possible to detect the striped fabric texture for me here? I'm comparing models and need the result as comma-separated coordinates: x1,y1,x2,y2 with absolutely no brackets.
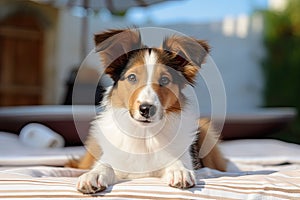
0,166,300,199
1,133,300,199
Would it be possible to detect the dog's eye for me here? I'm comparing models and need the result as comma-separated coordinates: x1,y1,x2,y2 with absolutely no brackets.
159,76,170,86
127,74,137,83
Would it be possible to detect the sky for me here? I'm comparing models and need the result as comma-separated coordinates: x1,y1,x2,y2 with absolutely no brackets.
126,0,269,24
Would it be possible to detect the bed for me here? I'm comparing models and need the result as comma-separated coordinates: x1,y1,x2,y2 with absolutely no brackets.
1,131,300,199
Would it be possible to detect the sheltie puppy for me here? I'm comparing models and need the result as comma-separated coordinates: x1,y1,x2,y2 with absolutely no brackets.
74,28,227,194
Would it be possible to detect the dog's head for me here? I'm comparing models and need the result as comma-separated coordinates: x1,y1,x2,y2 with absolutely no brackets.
95,28,209,125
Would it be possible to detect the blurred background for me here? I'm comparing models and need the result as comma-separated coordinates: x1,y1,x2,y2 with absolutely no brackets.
0,0,299,145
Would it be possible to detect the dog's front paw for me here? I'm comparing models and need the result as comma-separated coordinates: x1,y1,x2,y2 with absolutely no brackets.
77,171,112,194
166,168,196,189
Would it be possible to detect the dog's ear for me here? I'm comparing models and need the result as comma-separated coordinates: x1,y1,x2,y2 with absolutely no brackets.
94,28,142,82
162,35,210,85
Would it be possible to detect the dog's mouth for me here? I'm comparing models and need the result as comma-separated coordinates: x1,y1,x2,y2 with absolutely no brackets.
136,119,152,123
130,115,158,125
129,107,163,125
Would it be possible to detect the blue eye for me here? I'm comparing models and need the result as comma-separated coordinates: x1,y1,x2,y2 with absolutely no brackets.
127,74,137,83
159,76,170,86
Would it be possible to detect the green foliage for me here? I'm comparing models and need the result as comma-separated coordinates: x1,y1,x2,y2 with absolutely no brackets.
262,0,300,143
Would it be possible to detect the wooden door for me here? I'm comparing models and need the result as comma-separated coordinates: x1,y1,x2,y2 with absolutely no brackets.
0,13,44,106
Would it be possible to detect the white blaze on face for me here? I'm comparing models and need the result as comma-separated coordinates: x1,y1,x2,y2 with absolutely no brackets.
136,50,162,121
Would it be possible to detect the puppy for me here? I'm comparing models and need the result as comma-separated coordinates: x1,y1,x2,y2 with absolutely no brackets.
74,28,227,194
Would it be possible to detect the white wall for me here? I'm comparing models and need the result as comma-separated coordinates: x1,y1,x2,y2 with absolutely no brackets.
54,10,84,104
54,11,264,112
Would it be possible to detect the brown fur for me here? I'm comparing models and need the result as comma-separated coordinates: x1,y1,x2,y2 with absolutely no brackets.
162,36,210,85
66,135,102,169
94,29,142,82
197,119,227,171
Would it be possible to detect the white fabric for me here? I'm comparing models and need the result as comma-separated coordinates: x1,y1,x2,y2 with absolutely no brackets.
220,139,300,171
19,123,65,148
1,131,300,199
1,131,300,170
0,132,84,166
0,166,299,199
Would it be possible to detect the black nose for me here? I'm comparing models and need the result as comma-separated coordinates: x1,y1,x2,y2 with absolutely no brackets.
139,103,157,118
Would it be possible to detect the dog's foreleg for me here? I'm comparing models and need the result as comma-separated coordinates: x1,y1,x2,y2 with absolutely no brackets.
163,153,196,189
76,162,117,194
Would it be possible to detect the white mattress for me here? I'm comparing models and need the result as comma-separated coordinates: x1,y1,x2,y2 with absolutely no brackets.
1,131,300,199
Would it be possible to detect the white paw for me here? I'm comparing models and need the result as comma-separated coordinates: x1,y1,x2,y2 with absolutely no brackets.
166,168,196,189
76,171,114,194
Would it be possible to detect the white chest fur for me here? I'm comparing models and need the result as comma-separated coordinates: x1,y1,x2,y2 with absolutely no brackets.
90,86,199,177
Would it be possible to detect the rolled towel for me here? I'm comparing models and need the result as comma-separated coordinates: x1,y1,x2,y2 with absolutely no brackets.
19,123,65,148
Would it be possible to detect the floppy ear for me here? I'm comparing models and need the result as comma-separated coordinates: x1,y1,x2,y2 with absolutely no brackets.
94,28,142,82
162,35,210,85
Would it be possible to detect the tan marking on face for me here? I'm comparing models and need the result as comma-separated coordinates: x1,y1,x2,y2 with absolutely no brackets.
110,53,147,111
110,49,183,122
151,65,182,113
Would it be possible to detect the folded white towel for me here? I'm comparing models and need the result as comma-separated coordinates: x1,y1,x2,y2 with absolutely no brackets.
19,123,65,148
